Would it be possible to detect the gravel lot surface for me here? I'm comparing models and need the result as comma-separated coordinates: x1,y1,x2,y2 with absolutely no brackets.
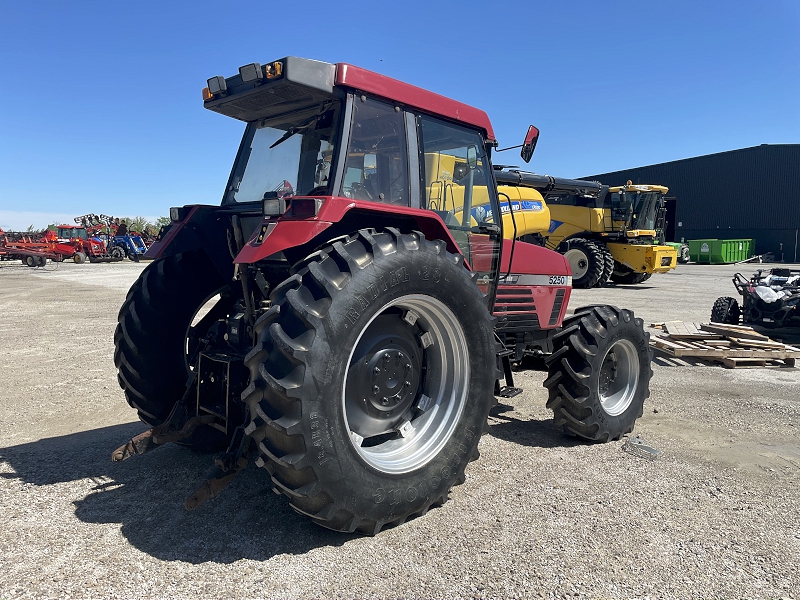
1,259,799,599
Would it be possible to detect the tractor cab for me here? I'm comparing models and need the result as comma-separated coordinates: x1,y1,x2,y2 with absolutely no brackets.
197,57,504,294
57,225,88,241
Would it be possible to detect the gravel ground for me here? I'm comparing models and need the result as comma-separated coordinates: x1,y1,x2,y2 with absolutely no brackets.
1,259,799,599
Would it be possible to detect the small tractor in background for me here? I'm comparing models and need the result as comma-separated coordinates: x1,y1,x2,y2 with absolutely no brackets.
112,57,653,534
76,214,148,261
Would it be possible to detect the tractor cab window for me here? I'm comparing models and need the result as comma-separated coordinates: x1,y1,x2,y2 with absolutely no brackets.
418,115,500,265
339,97,409,205
58,227,87,240
225,101,341,203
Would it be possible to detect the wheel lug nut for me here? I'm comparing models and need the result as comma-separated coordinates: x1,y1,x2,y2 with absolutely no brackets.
398,352,404,359
372,385,380,395
381,397,389,405
404,381,411,387
373,366,381,375
384,353,391,361
405,363,411,370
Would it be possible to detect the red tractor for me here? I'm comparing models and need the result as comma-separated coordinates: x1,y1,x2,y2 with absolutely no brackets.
113,57,651,534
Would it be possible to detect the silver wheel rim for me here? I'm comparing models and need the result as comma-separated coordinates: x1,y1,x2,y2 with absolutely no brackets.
598,338,639,416
342,294,470,474
564,248,589,279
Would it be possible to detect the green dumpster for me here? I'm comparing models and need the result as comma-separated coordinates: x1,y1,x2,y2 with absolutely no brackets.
687,239,754,264
687,239,717,263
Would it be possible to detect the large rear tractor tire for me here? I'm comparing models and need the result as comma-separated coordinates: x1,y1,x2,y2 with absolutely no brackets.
243,229,495,534
678,244,690,264
544,305,652,442
710,296,740,324
114,252,235,447
562,238,604,289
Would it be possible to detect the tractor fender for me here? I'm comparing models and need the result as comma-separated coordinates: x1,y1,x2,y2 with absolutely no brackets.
234,196,463,265
145,205,236,281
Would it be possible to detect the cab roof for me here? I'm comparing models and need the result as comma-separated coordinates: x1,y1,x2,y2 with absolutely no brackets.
203,57,495,141
335,63,495,141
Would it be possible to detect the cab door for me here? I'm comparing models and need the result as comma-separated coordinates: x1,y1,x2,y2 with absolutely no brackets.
416,114,502,303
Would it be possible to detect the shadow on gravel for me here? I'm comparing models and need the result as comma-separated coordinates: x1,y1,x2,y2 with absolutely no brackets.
0,423,347,563
487,403,582,449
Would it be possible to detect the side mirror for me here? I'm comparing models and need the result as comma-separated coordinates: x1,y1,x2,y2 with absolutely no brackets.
520,125,539,163
466,145,478,169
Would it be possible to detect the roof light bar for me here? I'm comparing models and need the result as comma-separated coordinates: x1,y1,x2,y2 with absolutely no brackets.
207,75,227,96
239,63,262,83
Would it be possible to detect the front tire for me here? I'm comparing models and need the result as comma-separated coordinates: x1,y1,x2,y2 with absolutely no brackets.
243,229,495,534
114,252,235,445
562,238,604,289
544,305,652,441
711,296,740,324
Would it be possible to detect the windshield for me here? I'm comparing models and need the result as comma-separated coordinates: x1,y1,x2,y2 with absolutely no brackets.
224,101,341,203
58,227,87,239
631,192,662,230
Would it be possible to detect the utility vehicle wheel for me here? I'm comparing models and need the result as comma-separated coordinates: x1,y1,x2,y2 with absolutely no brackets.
73,252,86,264
114,252,236,447
25,256,36,267
36,256,47,267
678,245,690,264
562,238,604,289
544,305,652,442
710,296,740,324
244,229,495,534
598,245,614,287
110,246,125,259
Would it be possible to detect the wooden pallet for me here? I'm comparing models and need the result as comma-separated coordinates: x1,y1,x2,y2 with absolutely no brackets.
650,321,800,368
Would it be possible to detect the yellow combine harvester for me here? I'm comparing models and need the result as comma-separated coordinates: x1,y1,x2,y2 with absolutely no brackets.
417,150,675,289
494,171,677,287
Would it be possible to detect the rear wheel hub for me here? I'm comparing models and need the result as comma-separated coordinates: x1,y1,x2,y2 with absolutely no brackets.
346,314,423,436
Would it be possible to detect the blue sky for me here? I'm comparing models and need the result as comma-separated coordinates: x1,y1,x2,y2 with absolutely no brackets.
1,0,798,229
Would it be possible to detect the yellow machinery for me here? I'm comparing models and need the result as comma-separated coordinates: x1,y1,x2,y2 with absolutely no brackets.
423,152,551,243
494,171,678,287
421,155,676,289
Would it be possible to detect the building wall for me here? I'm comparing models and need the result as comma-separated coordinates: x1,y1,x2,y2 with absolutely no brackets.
581,144,800,259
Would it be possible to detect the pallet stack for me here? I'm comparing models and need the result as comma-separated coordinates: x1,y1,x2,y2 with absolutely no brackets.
650,321,800,368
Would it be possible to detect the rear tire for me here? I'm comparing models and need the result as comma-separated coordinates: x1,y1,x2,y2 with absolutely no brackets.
544,305,652,441
610,263,649,285
562,238,604,289
711,296,740,324
244,229,495,534
73,252,86,264
25,256,36,267
678,244,690,264
114,252,235,447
